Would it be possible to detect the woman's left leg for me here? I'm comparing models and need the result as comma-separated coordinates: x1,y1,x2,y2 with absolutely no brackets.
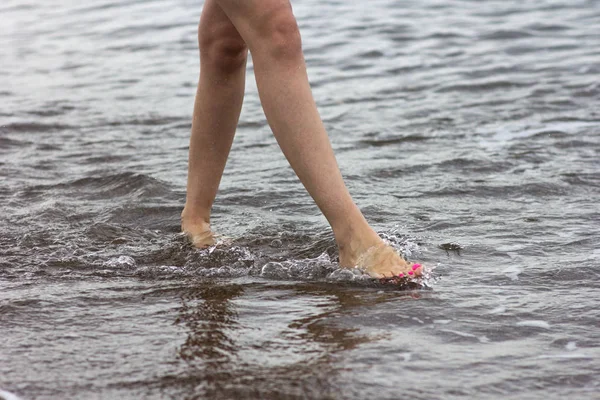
213,0,422,278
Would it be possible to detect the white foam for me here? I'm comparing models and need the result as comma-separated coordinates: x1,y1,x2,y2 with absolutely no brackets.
496,244,526,252
516,320,551,329
565,341,577,351
488,305,506,314
440,329,489,343
104,255,136,269
0,389,24,400
503,265,522,281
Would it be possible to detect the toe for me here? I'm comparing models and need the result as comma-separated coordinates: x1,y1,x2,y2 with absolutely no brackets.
411,263,423,276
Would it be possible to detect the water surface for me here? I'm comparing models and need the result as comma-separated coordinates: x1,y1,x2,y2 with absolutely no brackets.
1,0,599,399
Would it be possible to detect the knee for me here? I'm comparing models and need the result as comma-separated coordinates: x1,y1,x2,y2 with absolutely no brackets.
198,23,248,73
253,6,303,62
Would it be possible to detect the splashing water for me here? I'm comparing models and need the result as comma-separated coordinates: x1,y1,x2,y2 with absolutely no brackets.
129,232,437,289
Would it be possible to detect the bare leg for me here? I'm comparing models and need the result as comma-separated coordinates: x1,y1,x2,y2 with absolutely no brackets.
182,0,248,247
215,0,421,278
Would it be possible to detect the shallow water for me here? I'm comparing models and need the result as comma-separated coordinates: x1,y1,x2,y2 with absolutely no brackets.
1,0,600,399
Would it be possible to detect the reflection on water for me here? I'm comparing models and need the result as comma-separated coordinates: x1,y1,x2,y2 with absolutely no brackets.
170,281,424,398
177,285,244,366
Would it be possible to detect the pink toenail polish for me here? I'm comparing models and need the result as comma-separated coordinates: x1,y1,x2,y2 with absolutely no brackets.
412,263,421,271
398,273,404,278
408,271,414,275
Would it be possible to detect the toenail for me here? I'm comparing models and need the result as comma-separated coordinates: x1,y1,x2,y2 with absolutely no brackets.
412,263,421,271
408,271,414,275
398,273,404,278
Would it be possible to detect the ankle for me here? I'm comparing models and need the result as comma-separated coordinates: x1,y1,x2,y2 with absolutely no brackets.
181,207,210,226
332,214,379,252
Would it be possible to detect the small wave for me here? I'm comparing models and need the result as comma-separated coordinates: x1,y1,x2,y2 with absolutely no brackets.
14,173,177,205
434,158,514,174
537,354,592,360
25,102,76,117
525,22,571,32
0,137,32,149
359,135,429,147
436,80,532,93
102,115,183,127
426,31,466,39
530,130,569,139
561,172,600,187
397,181,569,200
68,172,175,199
504,44,539,55
78,154,131,165
356,50,384,59
480,29,533,40
109,22,187,38
0,122,73,133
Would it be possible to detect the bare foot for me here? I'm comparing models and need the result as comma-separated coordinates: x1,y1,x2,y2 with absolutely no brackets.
181,218,216,248
339,231,422,279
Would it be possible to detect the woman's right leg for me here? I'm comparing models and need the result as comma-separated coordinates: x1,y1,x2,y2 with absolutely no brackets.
182,0,248,246
214,0,422,278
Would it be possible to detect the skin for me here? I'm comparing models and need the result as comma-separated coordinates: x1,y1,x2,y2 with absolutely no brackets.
181,0,422,279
